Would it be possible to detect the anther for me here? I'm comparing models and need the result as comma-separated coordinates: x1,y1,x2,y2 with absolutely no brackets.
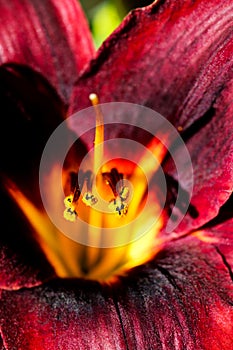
63,170,82,222
82,192,98,207
64,168,100,221
81,170,98,208
103,168,130,217
109,197,128,217
119,186,130,201
63,194,77,222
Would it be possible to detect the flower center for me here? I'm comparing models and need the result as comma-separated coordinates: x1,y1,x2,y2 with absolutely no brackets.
7,95,168,283
58,94,166,281
63,166,132,222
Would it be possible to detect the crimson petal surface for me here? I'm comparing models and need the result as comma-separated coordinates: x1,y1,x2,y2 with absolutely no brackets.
0,0,95,104
69,0,233,232
1,234,233,349
166,79,233,233
70,0,233,127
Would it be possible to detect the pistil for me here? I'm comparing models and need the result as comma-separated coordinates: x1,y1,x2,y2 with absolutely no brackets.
89,93,104,174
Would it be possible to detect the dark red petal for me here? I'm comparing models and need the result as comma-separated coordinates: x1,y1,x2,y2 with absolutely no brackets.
0,65,64,289
69,0,233,233
0,64,65,200
0,0,95,104
69,0,233,128
200,215,233,271
166,79,233,234
115,235,233,350
1,235,233,349
0,280,127,350
0,336,6,350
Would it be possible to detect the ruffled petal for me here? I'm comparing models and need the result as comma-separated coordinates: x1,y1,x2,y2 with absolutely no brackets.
0,64,65,198
166,78,233,233
0,280,127,350
70,0,233,128
0,0,95,103
68,0,233,233
114,235,233,350
1,234,233,349
198,205,233,271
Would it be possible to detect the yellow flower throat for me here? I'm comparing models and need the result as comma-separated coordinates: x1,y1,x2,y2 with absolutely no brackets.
7,94,166,283
63,94,130,223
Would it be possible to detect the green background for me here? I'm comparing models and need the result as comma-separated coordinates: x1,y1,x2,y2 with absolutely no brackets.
80,0,154,48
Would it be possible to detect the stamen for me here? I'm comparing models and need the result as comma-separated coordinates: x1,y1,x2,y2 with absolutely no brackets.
89,93,99,106
103,168,130,216
70,171,82,202
63,170,82,222
63,194,77,222
63,206,77,222
109,197,128,217
102,168,123,197
82,192,98,207
89,93,104,173
119,186,130,201
81,170,98,207
64,94,105,222
79,94,105,266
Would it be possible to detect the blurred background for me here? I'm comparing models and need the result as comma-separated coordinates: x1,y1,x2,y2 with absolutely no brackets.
80,0,154,48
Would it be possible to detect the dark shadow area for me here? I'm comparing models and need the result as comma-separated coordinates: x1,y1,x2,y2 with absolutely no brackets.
163,173,199,221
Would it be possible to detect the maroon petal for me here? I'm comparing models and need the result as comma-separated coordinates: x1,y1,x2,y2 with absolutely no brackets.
0,65,64,289
70,0,233,128
0,280,127,350
69,0,233,233
166,79,233,233
1,235,233,349
0,0,95,104
114,235,233,350
198,213,233,271
0,64,65,201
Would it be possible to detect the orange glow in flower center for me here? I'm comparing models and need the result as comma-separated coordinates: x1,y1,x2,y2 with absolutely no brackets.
63,94,150,233
63,159,147,227
55,94,166,281
7,94,168,282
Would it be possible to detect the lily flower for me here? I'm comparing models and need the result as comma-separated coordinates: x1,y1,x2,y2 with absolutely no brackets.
1,0,233,349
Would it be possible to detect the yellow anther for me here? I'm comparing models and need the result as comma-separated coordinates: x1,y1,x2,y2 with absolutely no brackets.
82,192,98,207
63,208,77,222
109,197,128,217
64,94,103,224
64,195,74,209
64,195,77,222
119,186,130,201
